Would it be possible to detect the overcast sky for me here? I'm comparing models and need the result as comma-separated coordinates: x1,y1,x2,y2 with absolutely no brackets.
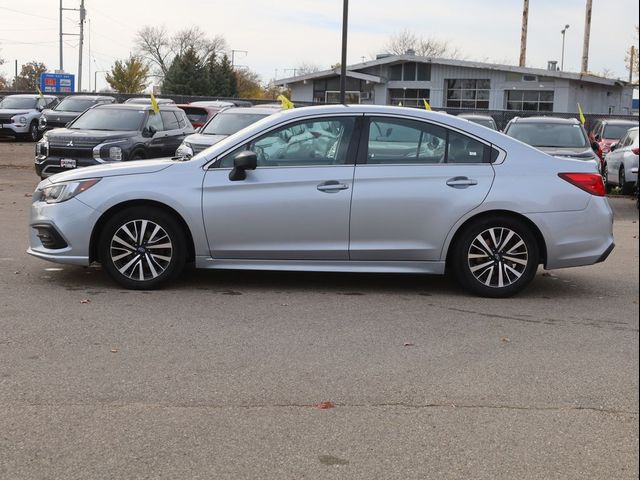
0,0,638,91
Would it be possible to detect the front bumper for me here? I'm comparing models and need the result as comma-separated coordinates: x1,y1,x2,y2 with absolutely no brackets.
0,123,29,135
35,155,102,178
27,194,100,266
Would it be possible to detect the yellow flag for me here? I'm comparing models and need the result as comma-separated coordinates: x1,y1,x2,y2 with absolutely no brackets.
577,103,586,125
423,98,432,111
36,85,44,98
277,94,294,109
150,91,160,114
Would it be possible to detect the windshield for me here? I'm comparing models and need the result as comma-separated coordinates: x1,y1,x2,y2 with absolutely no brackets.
603,124,636,140
55,98,97,113
181,107,210,125
202,112,269,135
69,109,145,131
0,97,37,109
507,123,588,149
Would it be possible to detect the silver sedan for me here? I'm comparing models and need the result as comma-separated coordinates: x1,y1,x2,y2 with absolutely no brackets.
27,105,614,297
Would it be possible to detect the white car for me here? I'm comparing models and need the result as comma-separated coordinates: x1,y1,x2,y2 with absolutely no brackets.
0,94,58,141
604,126,639,195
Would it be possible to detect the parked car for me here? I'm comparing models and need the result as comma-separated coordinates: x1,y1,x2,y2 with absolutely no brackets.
175,104,221,129
588,118,638,160
175,106,279,158
34,104,193,178
0,94,58,141
189,100,252,108
604,126,639,194
503,116,600,171
38,95,116,134
457,113,497,130
124,97,175,105
28,105,613,297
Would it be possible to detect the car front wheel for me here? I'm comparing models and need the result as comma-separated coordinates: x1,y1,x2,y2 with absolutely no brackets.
99,207,186,289
451,216,539,298
619,166,632,195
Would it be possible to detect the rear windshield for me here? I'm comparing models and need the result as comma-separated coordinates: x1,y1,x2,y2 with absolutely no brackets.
467,118,496,129
202,112,269,135
506,123,588,149
0,97,37,109
69,109,145,131
55,98,98,113
181,107,209,125
603,124,636,140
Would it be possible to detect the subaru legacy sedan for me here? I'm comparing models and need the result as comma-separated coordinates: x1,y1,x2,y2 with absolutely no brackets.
28,105,614,297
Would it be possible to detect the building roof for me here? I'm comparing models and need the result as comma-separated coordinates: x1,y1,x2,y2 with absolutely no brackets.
276,54,631,88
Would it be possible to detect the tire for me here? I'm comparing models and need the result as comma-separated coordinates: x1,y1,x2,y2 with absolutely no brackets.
450,216,540,298
130,151,145,161
603,167,612,193
99,207,186,290
619,166,632,195
28,121,40,142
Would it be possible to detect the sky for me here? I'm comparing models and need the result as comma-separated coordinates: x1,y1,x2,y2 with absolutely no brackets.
0,0,638,92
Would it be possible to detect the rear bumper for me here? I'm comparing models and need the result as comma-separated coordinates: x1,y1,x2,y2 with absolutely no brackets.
527,196,615,270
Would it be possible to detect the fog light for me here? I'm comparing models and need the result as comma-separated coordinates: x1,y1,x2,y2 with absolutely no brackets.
109,146,123,161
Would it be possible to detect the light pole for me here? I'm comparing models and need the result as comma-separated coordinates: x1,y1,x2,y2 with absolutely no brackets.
339,0,349,104
560,24,570,71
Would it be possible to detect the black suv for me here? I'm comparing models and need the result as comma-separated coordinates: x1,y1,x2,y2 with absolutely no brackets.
38,95,116,134
35,104,193,178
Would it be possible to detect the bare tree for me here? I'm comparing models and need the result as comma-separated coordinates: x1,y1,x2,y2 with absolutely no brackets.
135,25,227,80
295,62,321,75
383,29,461,59
624,25,639,82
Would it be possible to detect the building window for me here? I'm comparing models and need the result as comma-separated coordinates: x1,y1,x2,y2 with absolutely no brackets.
505,90,554,111
313,77,364,103
445,79,490,109
389,62,431,81
388,88,430,107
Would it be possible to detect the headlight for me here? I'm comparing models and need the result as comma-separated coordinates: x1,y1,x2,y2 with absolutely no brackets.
39,116,48,126
176,142,193,158
108,146,123,161
36,138,49,157
39,178,101,204
19,116,27,124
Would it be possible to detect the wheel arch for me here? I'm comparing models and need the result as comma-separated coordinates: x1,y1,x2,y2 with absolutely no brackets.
444,209,548,269
89,200,196,264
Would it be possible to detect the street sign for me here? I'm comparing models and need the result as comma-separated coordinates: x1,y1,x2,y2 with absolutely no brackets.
40,73,75,93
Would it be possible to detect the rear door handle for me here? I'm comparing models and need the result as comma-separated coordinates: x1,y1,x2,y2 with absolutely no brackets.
446,176,478,188
317,180,349,192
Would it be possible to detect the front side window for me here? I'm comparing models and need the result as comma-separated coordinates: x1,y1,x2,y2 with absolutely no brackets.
219,117,356,168
365,117,489,164
446,79,490,109
145,112,164,131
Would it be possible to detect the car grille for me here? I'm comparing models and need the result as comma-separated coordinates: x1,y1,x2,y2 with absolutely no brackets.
0,113,15,122
49,137,99,149
49,147,94,158
46,120,68,129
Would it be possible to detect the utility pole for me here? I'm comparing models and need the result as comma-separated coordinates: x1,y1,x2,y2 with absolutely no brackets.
581,0,592,73
519,0,529,67
59,0,63,70
560,25,570,71
339,0,349,104
78,0,86,91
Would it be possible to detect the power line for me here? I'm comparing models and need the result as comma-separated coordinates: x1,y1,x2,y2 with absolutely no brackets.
0,6,56,21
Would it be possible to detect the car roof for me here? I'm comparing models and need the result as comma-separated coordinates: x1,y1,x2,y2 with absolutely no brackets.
218,106,282,115
124,97,175,104
61,95,115,101
94,103,183,112
457,114,495,120
510,116,580,125
598,119,638,126
5,93,56,99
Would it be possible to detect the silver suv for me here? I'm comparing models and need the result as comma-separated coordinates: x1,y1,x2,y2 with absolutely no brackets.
0,94,58,141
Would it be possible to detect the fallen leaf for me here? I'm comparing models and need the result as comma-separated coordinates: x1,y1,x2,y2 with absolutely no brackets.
14,271,20,275
501,337,511,343
403,342,415,347
110,348,118,353
80,299,91,304
24,193,31,197
316,401,335,410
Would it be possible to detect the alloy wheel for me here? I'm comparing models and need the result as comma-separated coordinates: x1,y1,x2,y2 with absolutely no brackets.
109,219,173,281
467,227,528,288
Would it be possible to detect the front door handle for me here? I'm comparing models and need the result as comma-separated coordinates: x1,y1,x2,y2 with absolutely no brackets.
317,180,349,192
446,176,478,188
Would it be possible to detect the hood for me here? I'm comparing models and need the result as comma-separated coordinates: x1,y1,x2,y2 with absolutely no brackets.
45,158,175,183
41,109,79,120
185,133,229,147
0,109,32,116
45,128,138,143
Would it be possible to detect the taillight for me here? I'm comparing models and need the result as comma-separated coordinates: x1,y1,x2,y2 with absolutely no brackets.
632,147,639,155
558,173,606,197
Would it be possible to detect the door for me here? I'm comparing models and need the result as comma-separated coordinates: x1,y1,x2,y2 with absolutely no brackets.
202,116,360,260
144,112,166,158
349,116,495,261
161,111,186,156
607,131,630,185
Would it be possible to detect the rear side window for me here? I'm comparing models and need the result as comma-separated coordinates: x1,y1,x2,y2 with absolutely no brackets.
161,111,180,130
364,117,490,164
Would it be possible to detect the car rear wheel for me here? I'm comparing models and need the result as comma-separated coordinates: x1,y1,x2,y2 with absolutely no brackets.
619,166,632,195
451,216,539,298
99,207,186,289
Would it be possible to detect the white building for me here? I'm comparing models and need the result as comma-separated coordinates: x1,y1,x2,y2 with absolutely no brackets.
276,53,635,115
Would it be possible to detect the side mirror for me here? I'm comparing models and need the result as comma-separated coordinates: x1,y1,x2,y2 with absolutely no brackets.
229,150,257,181
609,143,618,152
148,125,157,137
142,125,157,138
591,141,600,153
594,134,601,142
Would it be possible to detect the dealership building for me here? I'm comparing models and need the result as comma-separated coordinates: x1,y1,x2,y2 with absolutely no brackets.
276,53,635,115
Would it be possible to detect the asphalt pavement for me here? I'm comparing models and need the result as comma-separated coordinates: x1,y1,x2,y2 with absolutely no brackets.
0,159,638,479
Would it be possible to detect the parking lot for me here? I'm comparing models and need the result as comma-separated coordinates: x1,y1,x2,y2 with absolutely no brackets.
0,140,638,479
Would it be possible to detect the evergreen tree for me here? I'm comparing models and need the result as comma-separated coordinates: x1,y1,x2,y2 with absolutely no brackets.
162,47,208,95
